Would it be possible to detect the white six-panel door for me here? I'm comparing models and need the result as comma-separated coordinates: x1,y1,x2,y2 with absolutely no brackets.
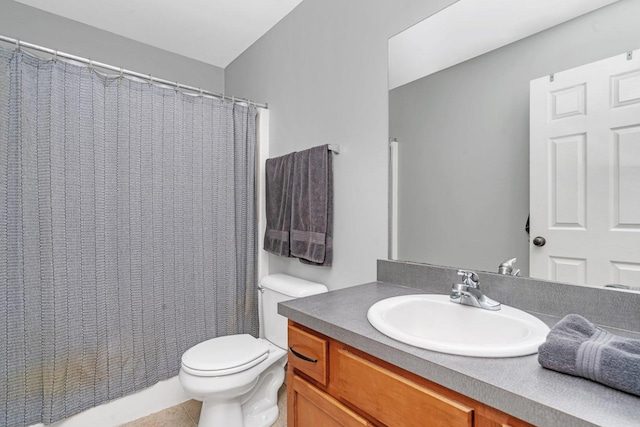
530,49,640,287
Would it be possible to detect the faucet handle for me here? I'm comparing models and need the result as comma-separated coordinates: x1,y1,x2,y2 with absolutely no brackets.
498,258,520,276
457,270,479,287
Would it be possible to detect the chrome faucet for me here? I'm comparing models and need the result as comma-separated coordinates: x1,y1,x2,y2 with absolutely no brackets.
498,258,520,276
450,270,501,311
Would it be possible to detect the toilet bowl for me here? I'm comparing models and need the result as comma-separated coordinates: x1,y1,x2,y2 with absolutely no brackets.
179,336,287,427
179,274,327,427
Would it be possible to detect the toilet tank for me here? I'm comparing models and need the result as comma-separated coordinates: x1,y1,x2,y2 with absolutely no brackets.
260,274,327,349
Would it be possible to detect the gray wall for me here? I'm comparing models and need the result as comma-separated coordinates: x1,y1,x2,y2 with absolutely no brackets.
390,0,640,276
225,0,457,290
0,0,224,93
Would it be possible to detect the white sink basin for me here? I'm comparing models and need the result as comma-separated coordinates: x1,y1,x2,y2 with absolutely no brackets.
367,294,550,358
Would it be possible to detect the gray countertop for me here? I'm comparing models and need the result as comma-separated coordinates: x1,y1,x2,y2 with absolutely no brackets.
278,281,640,427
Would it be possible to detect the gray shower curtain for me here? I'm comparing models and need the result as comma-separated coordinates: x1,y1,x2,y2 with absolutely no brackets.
0,47,258,426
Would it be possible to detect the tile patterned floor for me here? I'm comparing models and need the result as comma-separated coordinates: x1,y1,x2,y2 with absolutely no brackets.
121,384,287,427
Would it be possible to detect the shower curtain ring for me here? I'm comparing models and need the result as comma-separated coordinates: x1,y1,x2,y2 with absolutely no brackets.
53,50,58,62
120,68,124,79
149,75,154,86
15,39,20,51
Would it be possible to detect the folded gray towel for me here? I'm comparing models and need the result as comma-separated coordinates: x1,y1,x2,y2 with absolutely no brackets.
264,153,295,256
538,314,640,397
290,145,333,266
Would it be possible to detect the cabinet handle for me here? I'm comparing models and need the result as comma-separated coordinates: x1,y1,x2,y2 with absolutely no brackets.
289,346,318,363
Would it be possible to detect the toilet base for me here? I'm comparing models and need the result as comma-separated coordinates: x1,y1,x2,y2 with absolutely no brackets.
239,357,286,427
199,399,243,426
182,343,287,427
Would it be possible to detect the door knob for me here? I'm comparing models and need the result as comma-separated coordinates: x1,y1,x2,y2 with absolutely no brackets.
532,236,546,247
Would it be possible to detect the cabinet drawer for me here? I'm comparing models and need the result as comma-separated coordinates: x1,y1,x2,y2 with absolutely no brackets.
334,349,473,427
288,324,328,385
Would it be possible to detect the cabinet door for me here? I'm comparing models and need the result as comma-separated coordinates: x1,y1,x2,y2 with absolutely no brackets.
289,374,371,427
333,348,473,427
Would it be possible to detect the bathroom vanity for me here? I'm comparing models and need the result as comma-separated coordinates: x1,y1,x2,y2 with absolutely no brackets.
279,266,640,427
287,321,532,426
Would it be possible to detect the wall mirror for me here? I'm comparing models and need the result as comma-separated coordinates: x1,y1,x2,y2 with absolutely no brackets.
388,0,640,288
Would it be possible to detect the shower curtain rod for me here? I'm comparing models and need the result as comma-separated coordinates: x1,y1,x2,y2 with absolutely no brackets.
0,34,268,109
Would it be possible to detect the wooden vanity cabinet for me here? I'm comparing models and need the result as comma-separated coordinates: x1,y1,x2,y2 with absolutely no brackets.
287,321,533,427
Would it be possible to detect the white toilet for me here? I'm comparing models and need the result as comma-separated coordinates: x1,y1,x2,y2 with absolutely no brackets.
179,274,327,427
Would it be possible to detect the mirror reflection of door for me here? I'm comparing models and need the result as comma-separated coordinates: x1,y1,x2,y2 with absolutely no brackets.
389,0,640,287
530,49,640,287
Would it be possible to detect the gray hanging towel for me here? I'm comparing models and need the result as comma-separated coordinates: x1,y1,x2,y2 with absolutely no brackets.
264,153,295,256
538,314,640,397
291,145,333,266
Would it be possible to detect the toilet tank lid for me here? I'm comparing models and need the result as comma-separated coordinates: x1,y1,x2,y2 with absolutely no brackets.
260,274,328,297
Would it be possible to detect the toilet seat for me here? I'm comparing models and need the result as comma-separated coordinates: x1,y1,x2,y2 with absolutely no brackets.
181,334,270,377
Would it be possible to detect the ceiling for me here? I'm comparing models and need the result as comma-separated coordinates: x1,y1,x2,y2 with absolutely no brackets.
389,0,620,89
14,0,304,68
